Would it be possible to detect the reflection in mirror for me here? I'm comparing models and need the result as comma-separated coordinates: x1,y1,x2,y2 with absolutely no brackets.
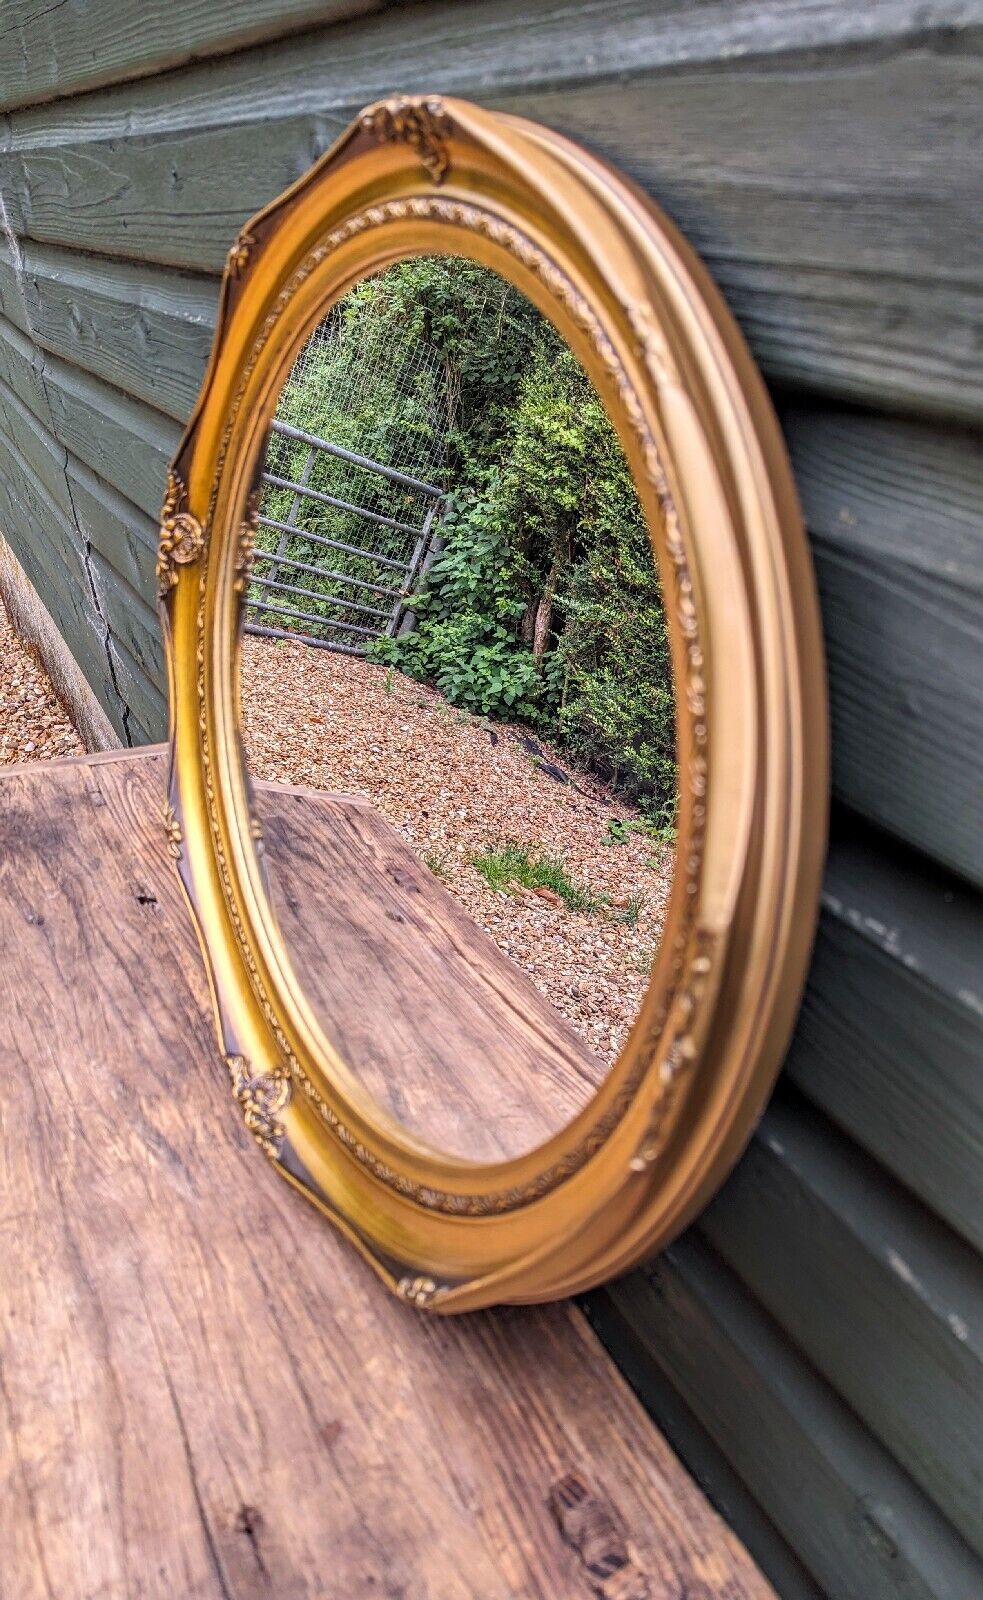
239,258,676,1161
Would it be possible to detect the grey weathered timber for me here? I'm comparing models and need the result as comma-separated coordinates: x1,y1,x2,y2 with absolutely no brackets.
38,351,181,522
700,1091,983,1554
66,455,160,614
0,313,54,428
785,405,983,884
0,319,162,737
790,820,983,1253
106,630,168,745
2,4,981,416
593,1240,983,1600
6,239,218,423
0,1,388,112
89,551,166,701
5,0,975,116
0,425,123,728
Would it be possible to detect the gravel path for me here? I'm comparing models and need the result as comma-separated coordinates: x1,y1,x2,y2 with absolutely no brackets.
0,596,83,766
242,638,674,1064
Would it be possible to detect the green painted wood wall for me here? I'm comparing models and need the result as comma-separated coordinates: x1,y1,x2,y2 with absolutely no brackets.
0,4,980,1593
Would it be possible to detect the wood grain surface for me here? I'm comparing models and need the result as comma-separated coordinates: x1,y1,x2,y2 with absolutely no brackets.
592,1238,983,1600
0,746,772,1600
257,784,604,1161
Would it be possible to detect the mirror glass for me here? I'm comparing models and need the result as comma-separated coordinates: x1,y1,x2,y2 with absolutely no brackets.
239,258,677,1160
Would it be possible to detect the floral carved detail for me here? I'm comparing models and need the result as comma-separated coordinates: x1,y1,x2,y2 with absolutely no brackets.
163,801,183,863
233,489,261,596
227,230,256,278
360,96,450,183
157,471,204,599
226,1054,290,1159
396,1275,446,1309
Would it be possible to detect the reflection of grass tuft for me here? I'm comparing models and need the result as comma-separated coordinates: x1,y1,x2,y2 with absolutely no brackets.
613,891,645,927
423,848,452,881
470,843,606,914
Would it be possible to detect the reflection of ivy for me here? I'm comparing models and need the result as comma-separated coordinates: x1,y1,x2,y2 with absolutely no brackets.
372,269,675,812
259,254,675,810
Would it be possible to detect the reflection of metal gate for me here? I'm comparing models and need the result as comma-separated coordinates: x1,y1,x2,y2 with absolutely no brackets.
245,418,445,655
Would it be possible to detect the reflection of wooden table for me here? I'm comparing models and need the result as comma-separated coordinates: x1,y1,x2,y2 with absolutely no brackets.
0,747,772,1600
257,783,603,1161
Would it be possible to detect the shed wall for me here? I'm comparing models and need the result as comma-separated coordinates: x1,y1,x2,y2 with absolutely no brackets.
1,6,980,1594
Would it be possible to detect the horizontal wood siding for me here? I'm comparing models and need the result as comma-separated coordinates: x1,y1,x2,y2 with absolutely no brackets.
0,5,980,1597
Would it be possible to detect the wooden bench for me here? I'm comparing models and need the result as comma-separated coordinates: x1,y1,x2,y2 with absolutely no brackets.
0,747,772,1599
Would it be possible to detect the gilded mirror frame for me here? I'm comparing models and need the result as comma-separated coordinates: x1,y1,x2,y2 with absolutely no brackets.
159,95,828,1312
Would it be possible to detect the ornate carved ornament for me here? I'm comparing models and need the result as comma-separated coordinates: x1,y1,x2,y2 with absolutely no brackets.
360,96,451,183
157,470,204,599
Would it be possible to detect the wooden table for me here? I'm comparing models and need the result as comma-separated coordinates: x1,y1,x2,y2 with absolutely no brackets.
255,780,605,1161
0,748,772,1600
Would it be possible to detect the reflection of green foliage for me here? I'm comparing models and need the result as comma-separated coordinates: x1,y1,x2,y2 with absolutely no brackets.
375,294,675,808
257,255,675,807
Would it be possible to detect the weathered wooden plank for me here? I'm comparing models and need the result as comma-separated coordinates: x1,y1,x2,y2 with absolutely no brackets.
39,350,180,520
790,818,983,1253
0,414,85,621
785,404,983,884
0,235,31,334
0,1,386,112
700,1092,983,1553
6,0,976,116
65,451,160,612
597,1239,983,1600
14,240,217,423
2,2,981,415
0,425,122,726
0,748,773,1599
254,783,602,1160
0,312,53,428
106,629,168,744
0,344,159,740
89,549,166,698
0,335,160,738
0,363,72,520
581,1292,828,1600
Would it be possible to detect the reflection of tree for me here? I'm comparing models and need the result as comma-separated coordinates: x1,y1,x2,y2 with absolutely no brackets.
263,256,676,817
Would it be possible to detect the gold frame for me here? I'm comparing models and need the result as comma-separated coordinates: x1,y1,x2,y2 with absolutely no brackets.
159,96,828,1312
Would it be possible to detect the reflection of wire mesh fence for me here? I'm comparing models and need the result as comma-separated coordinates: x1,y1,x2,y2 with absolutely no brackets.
247,280,447,652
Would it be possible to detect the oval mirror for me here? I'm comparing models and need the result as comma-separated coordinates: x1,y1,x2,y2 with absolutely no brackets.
160,97,827,1311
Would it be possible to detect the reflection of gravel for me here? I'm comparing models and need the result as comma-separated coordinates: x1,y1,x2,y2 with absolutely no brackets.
241,638,673,1064
0,598,83,765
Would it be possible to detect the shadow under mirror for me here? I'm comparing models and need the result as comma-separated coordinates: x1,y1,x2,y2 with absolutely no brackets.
239,257,677,1163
